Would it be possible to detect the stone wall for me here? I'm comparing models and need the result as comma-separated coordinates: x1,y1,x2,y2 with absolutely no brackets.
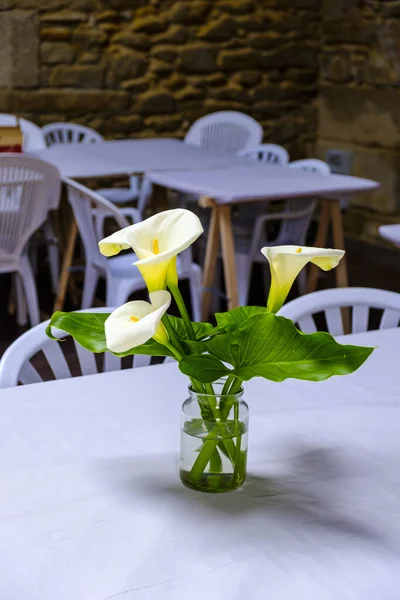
318,0,400,241
0,0,321,157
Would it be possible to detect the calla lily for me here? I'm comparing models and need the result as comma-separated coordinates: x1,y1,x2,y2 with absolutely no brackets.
99,209,203,292
105,290,171,353
262,245,345,313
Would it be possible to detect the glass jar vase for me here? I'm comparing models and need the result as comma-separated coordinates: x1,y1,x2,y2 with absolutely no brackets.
180,381,249,493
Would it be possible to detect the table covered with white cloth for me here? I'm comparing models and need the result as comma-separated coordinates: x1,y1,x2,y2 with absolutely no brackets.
0,328,399,600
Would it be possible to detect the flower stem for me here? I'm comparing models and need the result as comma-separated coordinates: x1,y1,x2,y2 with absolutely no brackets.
168,283,196,341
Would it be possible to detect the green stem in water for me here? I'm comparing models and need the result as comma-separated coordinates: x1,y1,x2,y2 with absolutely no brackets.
169,283,196,341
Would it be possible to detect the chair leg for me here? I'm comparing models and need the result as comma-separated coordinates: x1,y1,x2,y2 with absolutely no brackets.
18,259,40,326
236,253,252,307
81,267,99,309
188,264,203,322
43,220,59,294
15,273,27,326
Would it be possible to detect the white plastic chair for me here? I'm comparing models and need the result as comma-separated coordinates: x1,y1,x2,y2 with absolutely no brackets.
64,178,203,320
0,155,61,326
231,159,328,306
185,111,263,153
0,114,46,151
379,224,400,248
278,287,400,335
0,116,60,292
42,122,140,208
238,143,289,165
0,307,169,388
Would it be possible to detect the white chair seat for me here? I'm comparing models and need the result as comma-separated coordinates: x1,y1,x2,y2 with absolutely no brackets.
379,224,400,247
97,187,139,204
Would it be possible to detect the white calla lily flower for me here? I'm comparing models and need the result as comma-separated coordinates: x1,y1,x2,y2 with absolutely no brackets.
105,290,171,353
261,245,345,313
99,209,203,291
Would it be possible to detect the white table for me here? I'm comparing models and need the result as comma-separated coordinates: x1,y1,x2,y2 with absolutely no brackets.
31,139,252,179
147,166,379,317
30,139,255,312
1,327,399,600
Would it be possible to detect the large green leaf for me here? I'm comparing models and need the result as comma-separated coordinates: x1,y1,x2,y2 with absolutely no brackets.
180,314,374,383
46,311,174,358
215,306,268,332
179,354,232,383
168,316,214,354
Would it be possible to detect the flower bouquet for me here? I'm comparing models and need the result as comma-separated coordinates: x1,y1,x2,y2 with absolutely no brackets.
47,209,373,493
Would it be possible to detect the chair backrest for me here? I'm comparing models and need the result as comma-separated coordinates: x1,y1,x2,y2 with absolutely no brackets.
0,307,163,388
239,143,289,166
64,178,129,271
42,122,104,146
289,158,331,174
278,287,400,336
0,155,61,261
185,111,263,154
0,114,46,151
275,158,331,245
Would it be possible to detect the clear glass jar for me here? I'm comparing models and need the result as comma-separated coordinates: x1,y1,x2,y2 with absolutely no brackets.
180,381,249,493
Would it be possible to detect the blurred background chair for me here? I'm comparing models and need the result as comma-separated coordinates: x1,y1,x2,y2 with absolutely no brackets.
217,157,329,306
0,114,46,151
278,287,400,335
65,178,202,320
42,121,141,210
185,110,263,153
0,307,171,388
0,155,61,326
238,143,289,165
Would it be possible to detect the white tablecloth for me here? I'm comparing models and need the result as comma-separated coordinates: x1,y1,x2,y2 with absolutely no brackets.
30,139,253,179
0,328,399,600
147,164,378,203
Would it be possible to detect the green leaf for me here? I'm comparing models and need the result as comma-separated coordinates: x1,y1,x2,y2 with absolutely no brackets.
46,311,174,358
168,316,214,354
207,313,374,383
179,354,232,383
215,306,268,332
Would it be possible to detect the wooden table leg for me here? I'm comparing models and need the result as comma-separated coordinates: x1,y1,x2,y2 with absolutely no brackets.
307,199,331,294
329,199,350,334
218,204,239,311
53,219,78,313
201,198,220,321
329,199,349,288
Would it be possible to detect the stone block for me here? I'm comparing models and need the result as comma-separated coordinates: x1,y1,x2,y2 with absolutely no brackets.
151,46,178,63
144,115,183,133
111,31,151,50
71,26,108,47
197,16,237,41
232,70,261,86
41,42,75,65
153,25,187,44
41,27,71,41
248,32,280,50
169,2,210,24
178,45,217,73
40,11,87,23
121,76,151,93
319,87,400,149
218,48,258,70
49,65,104,88
218,0,255,14
260,44,318,69
131,14,166,33
3,90,130,113
104,46,148,84
136,89,176,114
0,11,38,89
175,86,205,101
